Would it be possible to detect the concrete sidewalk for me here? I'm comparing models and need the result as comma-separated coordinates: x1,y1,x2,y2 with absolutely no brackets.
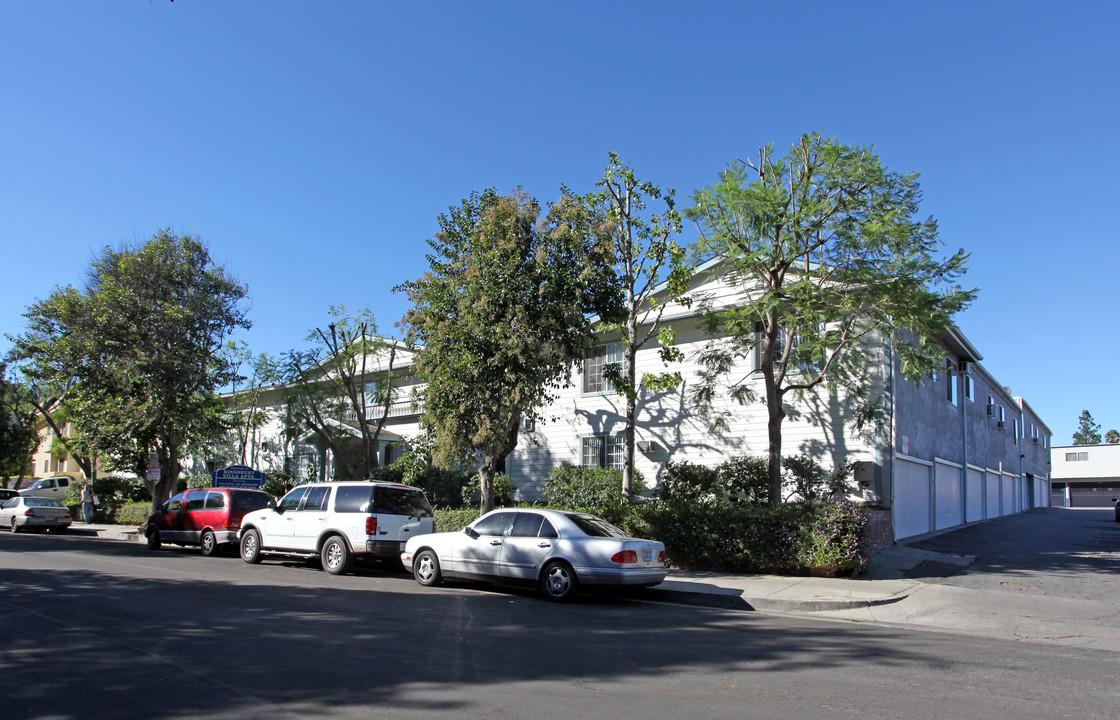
64,521,940,612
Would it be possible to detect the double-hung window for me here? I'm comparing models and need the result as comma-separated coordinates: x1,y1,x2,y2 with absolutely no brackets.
581,434,625,470
583,342,623,395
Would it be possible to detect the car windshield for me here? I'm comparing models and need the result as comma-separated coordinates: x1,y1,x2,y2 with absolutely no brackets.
565,514,630,539
24,498,62,507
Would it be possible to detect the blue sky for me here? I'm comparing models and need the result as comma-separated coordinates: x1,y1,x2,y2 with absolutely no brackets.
1,1,1116,445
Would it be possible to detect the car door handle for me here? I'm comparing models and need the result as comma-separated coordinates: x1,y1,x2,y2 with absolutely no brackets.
490,540,502,546
538,543,551,548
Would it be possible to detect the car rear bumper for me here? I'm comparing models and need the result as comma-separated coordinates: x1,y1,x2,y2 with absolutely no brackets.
17,517,72,529
365,539,407,557
574,566,667,587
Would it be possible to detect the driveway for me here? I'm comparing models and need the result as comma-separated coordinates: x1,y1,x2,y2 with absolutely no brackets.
818,507,1120,650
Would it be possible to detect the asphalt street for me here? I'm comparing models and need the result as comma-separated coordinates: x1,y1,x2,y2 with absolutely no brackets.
2,524,1120,720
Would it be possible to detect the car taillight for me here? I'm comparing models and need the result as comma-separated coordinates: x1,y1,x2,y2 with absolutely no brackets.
658,550,666,564
366,516,377,535
23,509,36,517
222,520,240,530
611,550,638,564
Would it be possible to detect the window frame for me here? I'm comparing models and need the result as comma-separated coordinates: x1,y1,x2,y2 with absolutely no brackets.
582,342,624,396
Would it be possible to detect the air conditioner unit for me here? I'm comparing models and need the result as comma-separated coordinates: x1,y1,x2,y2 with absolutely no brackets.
997,421,1005,429
636,440,659,454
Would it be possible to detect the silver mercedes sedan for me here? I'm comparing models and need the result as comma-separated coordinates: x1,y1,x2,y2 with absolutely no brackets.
402,508,666,601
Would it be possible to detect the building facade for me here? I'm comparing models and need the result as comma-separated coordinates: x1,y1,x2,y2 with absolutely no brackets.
1050,443,1120,507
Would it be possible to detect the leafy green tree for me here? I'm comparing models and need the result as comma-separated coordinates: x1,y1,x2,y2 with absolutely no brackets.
687,133,975,506
0,365,39,479
222,341,282,467
400,189,619,514
9,230,249,507
280,306,402,481
1105,429,1119,444
591,154,692,500
1073,410,1102,445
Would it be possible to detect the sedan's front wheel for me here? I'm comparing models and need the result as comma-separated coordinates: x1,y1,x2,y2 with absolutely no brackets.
540,561,579,602
413,549,442,586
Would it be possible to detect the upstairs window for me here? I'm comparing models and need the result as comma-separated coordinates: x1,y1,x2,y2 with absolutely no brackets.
582,434,624,470
945,358,957,405
1065,452,1089,462
583,343,623,395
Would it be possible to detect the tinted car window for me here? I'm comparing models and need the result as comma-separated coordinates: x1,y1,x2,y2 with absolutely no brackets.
473,512,514,536
185,492,207,511
2,498,17,509
205,492,226,509
373,487,433,517
565,514,630,539
278,488,307,511
510,513,545,537
165,493,185,512
231,491,272,512
334,485,374,513
302,486,331,512
26,498,61,507
540,518,558,538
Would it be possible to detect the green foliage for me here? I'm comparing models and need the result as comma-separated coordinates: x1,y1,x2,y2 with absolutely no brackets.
640,499,870,575
67,476,152,505
410,467,473,509
9,229,250,507
782,455,855,502
461,472,516,508
261,470,294,498
655,461,721,505
185,474,212,489
114,501,156,526
687,133,976,504
0,365,38,477
1073,410,1102,445
717,456,770,504
544,465,632,523
399,188,620,513
1106,429,1119,445
279,305,403,481
434,507,481,534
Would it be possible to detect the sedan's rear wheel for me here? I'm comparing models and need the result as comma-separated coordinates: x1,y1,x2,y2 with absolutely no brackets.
321,535,352,575
413,549,442,586
11,517,19,533
146,528,161,550
540,561,579,602
200,530,217,557
240,529,262,564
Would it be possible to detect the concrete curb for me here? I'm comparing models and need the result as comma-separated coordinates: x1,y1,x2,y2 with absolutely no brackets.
645,585,911,612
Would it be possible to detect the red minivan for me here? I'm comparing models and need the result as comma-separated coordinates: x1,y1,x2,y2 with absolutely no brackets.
144,488,274,556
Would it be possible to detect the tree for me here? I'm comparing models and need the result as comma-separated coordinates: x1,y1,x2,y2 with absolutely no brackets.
1105,429,1119,444
686,134,975,506
222,341,282,467
1073,410,1102,445
0,364,38,479
591,154,693,501
400,189,619,514
8,230,249,507
279,305,401,481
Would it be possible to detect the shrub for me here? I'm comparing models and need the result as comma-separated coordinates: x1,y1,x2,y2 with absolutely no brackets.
261,470,294,498
434,507,480,534
412,467,473,509
544,465,634,524
461,472,516,508
638,499,870,575
67,476,152,505
782,454,854,502
113,501,155,527
718,456,770,505
655,461,720,505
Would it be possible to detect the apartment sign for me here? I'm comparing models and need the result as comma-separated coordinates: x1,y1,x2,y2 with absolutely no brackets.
212,464,266,490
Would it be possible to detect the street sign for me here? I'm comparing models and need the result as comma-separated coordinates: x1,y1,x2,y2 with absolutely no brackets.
212,464,267,490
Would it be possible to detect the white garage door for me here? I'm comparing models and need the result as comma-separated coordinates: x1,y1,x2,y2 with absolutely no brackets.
894,459,932,540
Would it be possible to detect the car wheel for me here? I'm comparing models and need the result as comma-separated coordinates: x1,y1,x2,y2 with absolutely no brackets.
200,530,218,557
240,529,263,564
11,517,19,533
540,561,579,602
321,535,352,575
413,549,442,586
146,528,161,550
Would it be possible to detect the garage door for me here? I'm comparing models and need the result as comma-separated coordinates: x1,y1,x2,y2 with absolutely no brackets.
894,459,931,540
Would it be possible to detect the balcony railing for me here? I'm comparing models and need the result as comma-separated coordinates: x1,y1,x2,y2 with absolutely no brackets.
340,397,424,425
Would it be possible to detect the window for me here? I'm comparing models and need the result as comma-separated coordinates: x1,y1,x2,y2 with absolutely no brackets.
278,488,307,511
987,396,995,416
185,491,207,511
165,493,184,512
1065,452,1089,462
510,512,546,537
373,487,433,517
335,486,374,513
583,343,623,394
582,434,625,470
945,358,956,405
964,375,973,401
205,492,226,509
302,486,331,512
472,511,515,536
1013,418,1020,445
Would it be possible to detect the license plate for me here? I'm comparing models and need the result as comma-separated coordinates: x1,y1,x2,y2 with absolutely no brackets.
641,548,652,562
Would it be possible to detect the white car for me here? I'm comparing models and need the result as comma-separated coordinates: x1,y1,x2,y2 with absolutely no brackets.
239,481,435,575
1,496,73,533
18,476,74,502
402,508,667,602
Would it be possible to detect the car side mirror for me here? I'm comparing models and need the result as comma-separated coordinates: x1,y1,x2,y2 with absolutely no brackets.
463,526,479,539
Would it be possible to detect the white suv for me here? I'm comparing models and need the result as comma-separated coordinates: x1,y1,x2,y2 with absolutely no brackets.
238,481,435,575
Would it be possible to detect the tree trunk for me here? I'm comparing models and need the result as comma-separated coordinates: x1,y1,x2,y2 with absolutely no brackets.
622,342,638,501
152,442,182,509
478,458,496,515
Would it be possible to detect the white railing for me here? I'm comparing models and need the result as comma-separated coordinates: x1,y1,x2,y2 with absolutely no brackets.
340,397,424,425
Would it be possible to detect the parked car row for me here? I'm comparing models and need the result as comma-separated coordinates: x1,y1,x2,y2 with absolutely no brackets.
137,479,668,602
0,496,73,533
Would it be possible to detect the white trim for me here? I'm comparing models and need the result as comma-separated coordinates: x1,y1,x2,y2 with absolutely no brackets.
897,454,934,467
933,457,964,470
